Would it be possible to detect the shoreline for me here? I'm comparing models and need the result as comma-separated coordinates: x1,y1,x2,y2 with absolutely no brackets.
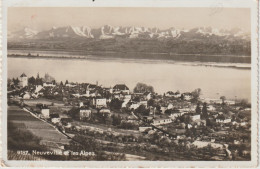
8,54,251,70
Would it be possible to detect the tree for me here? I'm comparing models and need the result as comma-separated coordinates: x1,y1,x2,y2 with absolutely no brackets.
164,109,172,116
7,78,12,87
37,72,40,79
110,98,123,110
133,83,154,93
28,76,36,85
180,94,184,100
220,96,226,103
195,103,201,114
35,75,43,86
135,105,149,116
112,114,122,126
202,102,208,119
68,107,79,119
147,99,155,107
65,80,69,85
191,88,202,102
12,78,20,86
132,96,140,102
52,80,56,85
60,81,64,86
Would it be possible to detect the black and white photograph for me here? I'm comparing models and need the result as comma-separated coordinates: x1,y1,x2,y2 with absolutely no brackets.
2,1,259,167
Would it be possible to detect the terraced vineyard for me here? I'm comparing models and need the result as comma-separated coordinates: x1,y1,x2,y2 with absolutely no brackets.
8,105,70,150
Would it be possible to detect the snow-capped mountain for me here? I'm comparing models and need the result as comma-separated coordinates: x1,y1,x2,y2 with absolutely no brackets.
34,26,93,39
8,25,250,40
9,27,38,39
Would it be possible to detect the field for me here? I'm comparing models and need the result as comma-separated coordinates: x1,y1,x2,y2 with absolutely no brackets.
8,105,70,149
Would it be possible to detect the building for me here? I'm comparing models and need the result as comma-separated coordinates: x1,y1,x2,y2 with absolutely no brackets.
144,92,152,100
35,85,43,93
19,73,28,87
192,140,226,149
152,118,172,126
216,115,232,123
43,82,56,87
207,105,216,111
65,83,77,87
41,107,50,118
50,114,60,123
93,98,107,108
160,106,167,114
183,93,192,101
225,100,236,105
99,108,111,117
166,91,181,98
202,98,222,104
139,101,148,108
79,102,84,107
124,95,132,101
167,103,174,110
129,103,140,110
113,84,130,94
79,108,92,120
190,114,201,121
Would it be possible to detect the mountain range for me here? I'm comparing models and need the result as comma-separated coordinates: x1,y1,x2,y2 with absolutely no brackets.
8,25,250,40
8,25,251,63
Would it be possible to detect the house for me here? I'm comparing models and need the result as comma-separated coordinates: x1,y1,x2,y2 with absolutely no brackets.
79,108,91,120
144,92,152,100
124,95,132,101
192,140,226,149
183,93,192,101
129,102,140,110
165,91,174,97
139,101,148,108
121,100,129,108
43,82,55,87
87,84,98,91
190,114,201,121
113,84,130,94
50,114,60,123
143,116,154,123
167,103,174,110
19,73,28,87
193,119,207,126
139,126,152,132
99,108,111,117
41,106,50,118
152,118,172,126
66,83,77,87
35,85,43,93
216,114,232,123
207,105,216,111
202,98,223,104
225,100,235,105
166,91,181,98
93,98,107,108
160,106,167,114
169,112,183,120
79,102,84,107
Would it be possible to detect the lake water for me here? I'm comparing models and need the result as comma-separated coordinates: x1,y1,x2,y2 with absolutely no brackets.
8,55,251,101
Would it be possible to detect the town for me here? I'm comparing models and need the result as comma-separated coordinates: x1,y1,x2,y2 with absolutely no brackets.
7,73,251,161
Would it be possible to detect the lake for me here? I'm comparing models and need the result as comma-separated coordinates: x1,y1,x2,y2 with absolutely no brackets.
8,54,251,101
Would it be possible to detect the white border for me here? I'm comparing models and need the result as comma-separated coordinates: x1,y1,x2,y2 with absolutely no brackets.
1,0,259,168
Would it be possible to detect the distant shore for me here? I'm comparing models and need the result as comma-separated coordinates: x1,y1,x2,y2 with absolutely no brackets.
8,49,251,70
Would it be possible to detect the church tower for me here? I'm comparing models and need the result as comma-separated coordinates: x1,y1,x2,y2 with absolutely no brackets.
20,73,28,87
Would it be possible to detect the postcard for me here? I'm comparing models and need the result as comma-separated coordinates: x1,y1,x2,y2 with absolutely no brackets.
1,0,259,167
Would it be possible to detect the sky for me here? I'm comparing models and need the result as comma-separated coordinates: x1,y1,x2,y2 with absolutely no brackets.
8,7,250,32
